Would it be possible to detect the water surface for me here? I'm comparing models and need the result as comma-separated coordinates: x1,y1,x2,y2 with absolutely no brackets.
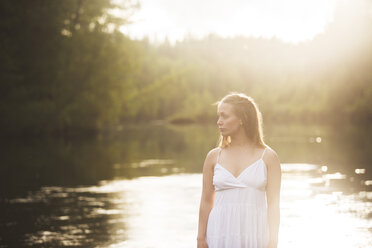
0,123,371,247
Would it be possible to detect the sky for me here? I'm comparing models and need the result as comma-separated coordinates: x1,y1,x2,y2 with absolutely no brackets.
118,0,339,44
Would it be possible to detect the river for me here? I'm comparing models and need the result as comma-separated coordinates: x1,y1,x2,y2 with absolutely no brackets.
0,123,371,247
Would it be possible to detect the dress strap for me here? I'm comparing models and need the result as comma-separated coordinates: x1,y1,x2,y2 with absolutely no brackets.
260,147,267,159
216,147,222,163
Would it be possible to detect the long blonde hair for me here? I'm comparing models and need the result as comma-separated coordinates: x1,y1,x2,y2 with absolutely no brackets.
215,92,266,148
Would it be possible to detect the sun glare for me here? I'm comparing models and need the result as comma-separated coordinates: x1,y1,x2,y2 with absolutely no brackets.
120,0,337,44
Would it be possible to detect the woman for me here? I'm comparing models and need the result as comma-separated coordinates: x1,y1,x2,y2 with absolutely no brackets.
197,92,281,248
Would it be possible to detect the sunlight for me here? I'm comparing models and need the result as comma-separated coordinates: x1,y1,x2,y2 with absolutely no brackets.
108,175,200,248
120,0,337,44
279,165,372,248
281,193,369,248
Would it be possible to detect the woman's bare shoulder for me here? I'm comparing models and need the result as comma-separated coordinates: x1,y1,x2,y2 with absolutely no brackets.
203,147,221,169
263,145,281,167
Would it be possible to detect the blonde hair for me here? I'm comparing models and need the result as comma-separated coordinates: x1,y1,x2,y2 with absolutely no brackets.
215,92,266,148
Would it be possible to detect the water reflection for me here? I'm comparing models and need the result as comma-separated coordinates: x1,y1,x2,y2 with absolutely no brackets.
279,164,372,248
0,123,371,247
4,164,372,247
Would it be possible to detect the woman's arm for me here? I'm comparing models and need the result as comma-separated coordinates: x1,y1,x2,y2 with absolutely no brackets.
197,149,217,244
265,148,282,248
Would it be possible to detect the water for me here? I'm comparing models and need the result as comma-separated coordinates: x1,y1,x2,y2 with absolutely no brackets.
0,123,371,247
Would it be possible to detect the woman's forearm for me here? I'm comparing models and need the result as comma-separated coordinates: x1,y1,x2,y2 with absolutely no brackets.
197,199,213,239
268,205,280,245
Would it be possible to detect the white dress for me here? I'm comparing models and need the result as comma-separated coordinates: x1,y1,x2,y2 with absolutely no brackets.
206,147,270,248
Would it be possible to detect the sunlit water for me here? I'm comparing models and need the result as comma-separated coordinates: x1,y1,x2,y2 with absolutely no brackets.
1,123,371,247
4,163,371,248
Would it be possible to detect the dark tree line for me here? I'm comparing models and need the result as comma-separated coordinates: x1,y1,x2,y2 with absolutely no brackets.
0,0,140,136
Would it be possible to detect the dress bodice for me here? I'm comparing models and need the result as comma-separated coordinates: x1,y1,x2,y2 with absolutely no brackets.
212,148,268,192
213,158,267,192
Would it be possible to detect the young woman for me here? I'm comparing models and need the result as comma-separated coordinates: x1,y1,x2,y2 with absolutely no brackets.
197,92,281,248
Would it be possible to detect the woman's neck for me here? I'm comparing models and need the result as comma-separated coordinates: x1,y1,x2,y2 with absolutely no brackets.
229,131,255,148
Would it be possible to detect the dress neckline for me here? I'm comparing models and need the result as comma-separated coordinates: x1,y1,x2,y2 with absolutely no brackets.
215,147,267,179
215,158,264,179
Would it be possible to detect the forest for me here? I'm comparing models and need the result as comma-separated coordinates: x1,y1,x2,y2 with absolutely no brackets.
1,0,371,137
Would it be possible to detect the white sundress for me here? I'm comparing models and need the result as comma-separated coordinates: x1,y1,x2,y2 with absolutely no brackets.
206,147,270,248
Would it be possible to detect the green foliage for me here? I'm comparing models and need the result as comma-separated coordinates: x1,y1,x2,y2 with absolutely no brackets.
127,3,372,126
0,0,371,137
0,0,139,136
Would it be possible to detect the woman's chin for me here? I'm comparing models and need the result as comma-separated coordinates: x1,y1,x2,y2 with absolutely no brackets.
220,131,229,136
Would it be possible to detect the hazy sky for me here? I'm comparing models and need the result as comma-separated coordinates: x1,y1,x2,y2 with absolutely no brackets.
120,0,338,44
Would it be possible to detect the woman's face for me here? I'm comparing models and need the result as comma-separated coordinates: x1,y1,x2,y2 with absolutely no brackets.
217,102,241,137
